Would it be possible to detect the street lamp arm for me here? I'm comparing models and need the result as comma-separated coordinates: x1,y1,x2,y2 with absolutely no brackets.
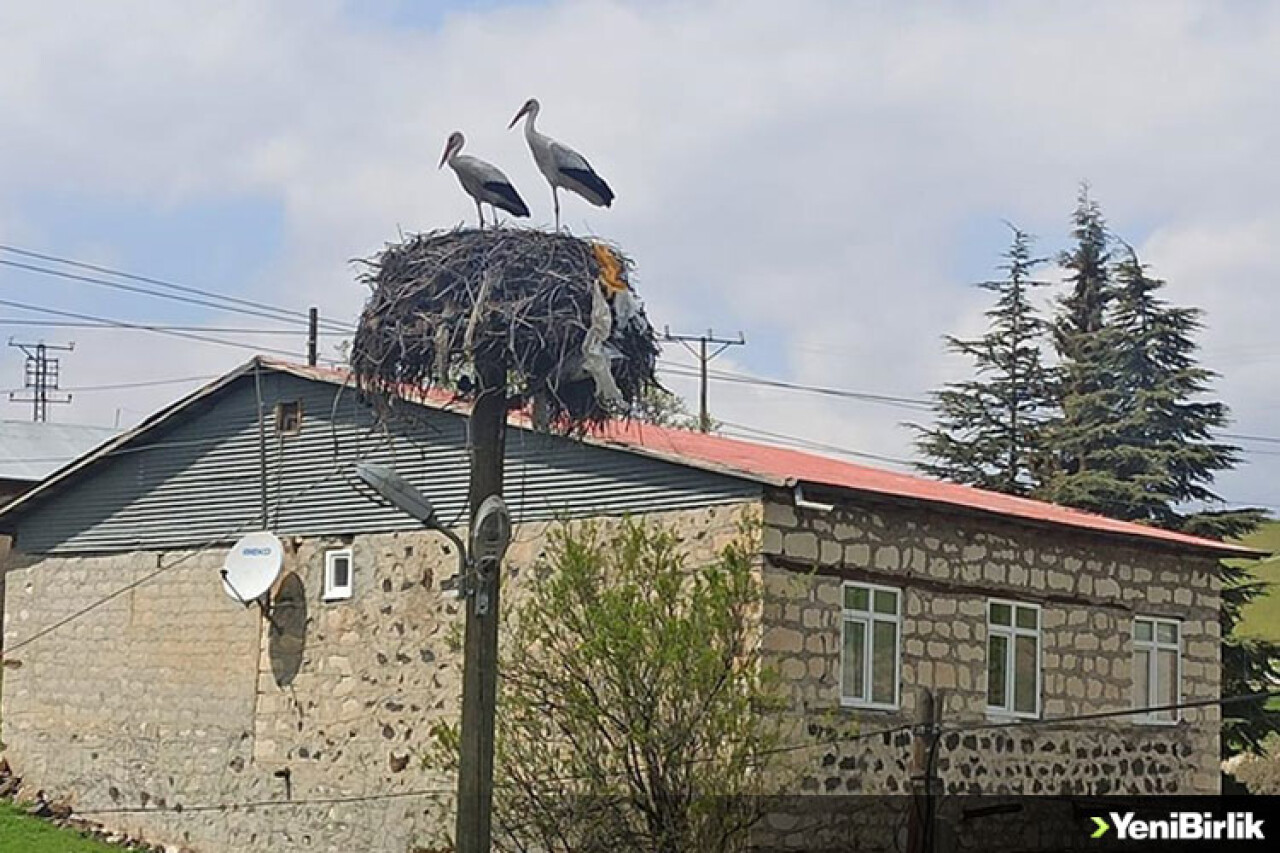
434,523,470,579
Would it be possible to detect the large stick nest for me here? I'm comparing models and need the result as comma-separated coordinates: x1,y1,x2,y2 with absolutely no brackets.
351,228,660,429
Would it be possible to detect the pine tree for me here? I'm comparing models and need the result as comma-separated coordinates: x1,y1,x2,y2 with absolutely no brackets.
1104,248,1245,521
920,187,1277,755
1051,221,1277,753
1038,185,1128,512
914,226,1055,495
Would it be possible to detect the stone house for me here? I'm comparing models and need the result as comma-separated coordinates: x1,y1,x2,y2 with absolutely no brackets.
0,357,1257,853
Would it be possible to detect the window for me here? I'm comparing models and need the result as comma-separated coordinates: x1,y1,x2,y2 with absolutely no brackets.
275,400,302,435
841,582,900,709
1134,617,1180,723
324,549,353,601
987,599,1040,717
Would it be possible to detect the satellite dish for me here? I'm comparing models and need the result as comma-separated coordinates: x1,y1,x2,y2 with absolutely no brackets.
222,531,284,603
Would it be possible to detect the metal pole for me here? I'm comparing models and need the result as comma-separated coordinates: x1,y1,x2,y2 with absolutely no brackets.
35,343,46,423
307,307,319,367
456,354,507,853
699,336,709,433
8,340,73,422
253,362,270,529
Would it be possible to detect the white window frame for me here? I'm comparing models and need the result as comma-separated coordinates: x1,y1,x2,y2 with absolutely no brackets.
1133,616,1181,725
323,548,354,601
840,581,901,710
986,598,1041,719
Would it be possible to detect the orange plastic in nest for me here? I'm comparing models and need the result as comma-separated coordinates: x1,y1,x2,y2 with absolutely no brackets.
592,242,627,294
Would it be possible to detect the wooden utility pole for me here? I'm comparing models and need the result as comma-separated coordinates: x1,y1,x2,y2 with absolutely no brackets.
907,688,941,853
662,328,745,432
455,355,507,853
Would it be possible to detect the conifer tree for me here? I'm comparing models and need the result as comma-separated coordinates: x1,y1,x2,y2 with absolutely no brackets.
914,226,1055,494
1103,248,1247,523
1038,186,1127,511
1106,247,1276,754
1047,206,1276,753
919,188,1277,754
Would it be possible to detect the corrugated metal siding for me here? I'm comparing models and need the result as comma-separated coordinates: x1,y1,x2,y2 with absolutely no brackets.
12,372,759,554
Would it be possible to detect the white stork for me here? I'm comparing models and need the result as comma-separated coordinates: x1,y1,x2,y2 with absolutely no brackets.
508,98,614,230
438,131,530,228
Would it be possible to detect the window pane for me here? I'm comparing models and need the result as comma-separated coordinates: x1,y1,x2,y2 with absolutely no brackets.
1014,634,1038,714
1135,619,1152,642
1134,648,1151,709
842,620,866,700
333,557,350,588
873,589,897,615
1156,622,1178,645
990,602,1012,626
1156,649,1178,707
871,620,897,704
845,586,869,611
1015,606,1037,630
987,634,1008,709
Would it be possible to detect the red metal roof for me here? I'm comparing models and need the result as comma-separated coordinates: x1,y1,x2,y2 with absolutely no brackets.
274,360,1260,557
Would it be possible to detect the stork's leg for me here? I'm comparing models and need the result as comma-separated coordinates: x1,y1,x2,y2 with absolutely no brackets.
475,199,485,230
553,187,561,231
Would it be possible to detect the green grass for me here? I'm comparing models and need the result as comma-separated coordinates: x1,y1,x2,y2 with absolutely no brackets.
0,802,132,852
1232,520,1280,643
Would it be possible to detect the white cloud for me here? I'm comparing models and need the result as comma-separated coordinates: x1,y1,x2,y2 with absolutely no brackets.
0,0,1277,509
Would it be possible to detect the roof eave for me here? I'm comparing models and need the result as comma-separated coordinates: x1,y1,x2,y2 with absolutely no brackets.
785,478,1266,561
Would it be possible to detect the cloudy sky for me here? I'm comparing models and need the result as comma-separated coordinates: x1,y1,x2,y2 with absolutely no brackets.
1,0,1277,513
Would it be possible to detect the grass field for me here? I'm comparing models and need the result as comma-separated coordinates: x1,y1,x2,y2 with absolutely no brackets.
0,802,132,852
1232,520,1280,644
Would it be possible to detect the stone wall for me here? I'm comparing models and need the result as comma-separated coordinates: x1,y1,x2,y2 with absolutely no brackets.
757,488,1221,822
1,503,754,853
2,487,1228,852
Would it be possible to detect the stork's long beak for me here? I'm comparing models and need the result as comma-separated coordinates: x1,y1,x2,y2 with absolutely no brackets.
508,105,528,130
438,140,453,169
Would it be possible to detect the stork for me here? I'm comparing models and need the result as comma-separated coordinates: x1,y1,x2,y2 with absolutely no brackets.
508,98,614,230
438,131,530,228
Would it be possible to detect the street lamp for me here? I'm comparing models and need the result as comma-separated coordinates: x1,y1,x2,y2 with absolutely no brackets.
355,462,510,615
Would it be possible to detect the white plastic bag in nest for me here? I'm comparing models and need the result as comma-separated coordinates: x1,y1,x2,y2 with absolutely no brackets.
581,284,622,404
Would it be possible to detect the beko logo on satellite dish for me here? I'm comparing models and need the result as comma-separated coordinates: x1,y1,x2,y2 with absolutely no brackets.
1090,811,1265,841
241,546,275,557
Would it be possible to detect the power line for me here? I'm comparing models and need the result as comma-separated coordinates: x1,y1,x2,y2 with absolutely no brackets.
0,319,347,336
717,417,1278,510
75,786,455,816
1,447,365,660
0,297,311,361
1225,432,1280,447
0,257,330,330
71,692,1280,819
1,374,222,396
0,244,354,333
942,688,1280,735
658,361,935,412
659,362,1280,454
719,420,917,469
56,375,219,393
